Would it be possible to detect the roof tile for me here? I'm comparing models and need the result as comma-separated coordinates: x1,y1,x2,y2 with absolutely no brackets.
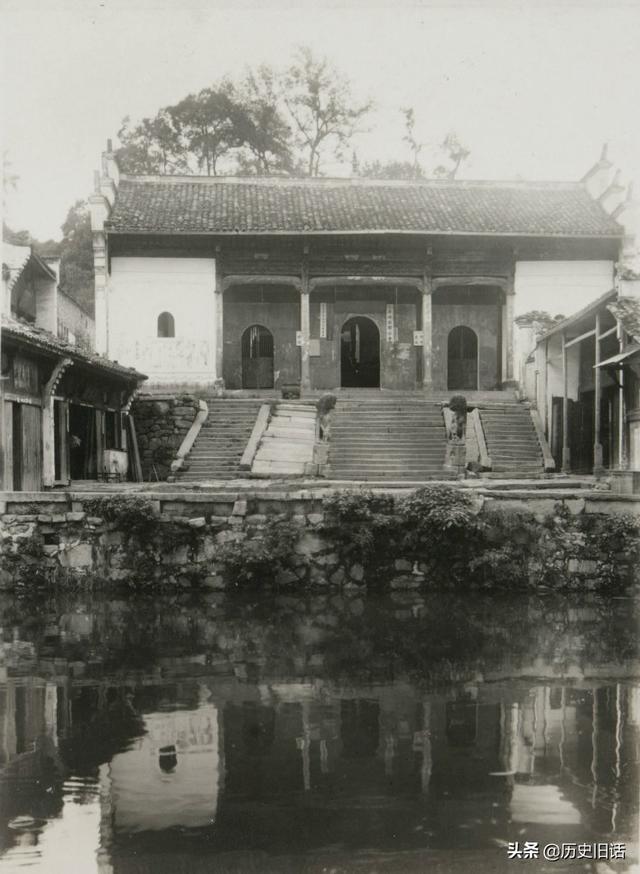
106,177,623,238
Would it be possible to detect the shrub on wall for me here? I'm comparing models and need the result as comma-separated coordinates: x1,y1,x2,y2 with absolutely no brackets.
217,517,300,586
321,490,398,566
83,496,159,540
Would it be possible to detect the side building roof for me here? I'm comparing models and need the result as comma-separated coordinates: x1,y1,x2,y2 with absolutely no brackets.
1,314,146,382
105,175,624,239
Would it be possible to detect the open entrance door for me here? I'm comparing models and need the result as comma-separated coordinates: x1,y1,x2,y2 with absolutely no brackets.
340,317,380,388
447,326,478,391
242,325,274,389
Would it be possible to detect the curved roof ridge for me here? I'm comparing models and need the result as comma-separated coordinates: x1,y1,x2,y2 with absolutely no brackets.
119,173,584,190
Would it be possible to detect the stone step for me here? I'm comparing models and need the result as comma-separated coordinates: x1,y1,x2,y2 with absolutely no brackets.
270,418,316,430
274,407,317,417
252,460,308,475
331,459,445,468
328,472,449,480
256,442,313,461
176,400,263,482
330,448,444,456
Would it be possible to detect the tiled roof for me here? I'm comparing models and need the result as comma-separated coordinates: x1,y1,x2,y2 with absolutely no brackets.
106,176,623,238
608,297,640,343
1,242,56,293
1,314,146,381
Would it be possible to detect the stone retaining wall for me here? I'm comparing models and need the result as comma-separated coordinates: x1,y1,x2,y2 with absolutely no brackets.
1,488,638,591
131,394,199,480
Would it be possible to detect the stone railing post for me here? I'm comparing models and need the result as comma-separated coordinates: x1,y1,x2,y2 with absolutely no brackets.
443,395,467,476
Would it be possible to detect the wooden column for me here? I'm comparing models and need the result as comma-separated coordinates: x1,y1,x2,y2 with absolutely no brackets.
214,252,224,385
501,288,515,386
562,332,571,472
42,358,72,487
421,279,433,391
593,313,604,473
300,261,311,392
617,319,627,469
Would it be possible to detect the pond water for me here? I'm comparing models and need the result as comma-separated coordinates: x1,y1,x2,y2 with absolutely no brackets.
0,587,638,873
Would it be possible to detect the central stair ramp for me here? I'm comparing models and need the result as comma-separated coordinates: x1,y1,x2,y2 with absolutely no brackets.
251,402,317,477
327,397,451,481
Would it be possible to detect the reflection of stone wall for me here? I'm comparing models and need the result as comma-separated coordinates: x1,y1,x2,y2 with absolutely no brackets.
131,394,199,481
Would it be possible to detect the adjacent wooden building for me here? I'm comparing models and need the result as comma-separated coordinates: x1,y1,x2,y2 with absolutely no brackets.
1,243,145,491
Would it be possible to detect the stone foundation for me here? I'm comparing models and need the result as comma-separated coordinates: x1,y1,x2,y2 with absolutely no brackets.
131,394,200,480
0,487,638,591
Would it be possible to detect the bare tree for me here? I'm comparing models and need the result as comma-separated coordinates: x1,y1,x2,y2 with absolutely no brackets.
433,132,471,179
282,47,372,176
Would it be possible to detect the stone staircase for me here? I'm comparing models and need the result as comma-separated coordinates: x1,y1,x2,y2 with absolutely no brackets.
177,399,263,481
252,402,317,477
327,398,452,481
478,405,545,477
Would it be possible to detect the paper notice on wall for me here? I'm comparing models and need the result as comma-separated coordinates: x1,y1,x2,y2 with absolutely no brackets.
386,304,395,343
319,302,327,338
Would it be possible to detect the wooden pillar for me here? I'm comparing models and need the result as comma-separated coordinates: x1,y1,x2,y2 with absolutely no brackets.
421,278,433,391
593,313,604,473
41,397,56,487
300,260,311,392
214,253,224,385
562,332,571,472
501,289,515,386
42,358,72,487
617,320,627,469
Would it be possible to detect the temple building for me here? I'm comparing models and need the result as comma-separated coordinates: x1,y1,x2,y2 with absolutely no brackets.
89,146,623,395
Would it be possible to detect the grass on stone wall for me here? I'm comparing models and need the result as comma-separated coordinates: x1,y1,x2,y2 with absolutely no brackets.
320,487,640,590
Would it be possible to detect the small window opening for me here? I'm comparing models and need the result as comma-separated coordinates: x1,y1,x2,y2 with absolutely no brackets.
157,312,175,338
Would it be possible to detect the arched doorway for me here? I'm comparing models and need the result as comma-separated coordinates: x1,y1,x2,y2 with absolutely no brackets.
242,324,274,389
340,317,380,388
447,325,478,390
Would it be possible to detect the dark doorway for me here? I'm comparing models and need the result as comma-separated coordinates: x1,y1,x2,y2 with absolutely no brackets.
447,326,478,391
11,402,22,491
242,325,274,389
69,404,95,480
340,317,380,388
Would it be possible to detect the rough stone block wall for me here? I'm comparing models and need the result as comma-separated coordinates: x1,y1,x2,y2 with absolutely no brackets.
131,394,199,481
0,489,638,592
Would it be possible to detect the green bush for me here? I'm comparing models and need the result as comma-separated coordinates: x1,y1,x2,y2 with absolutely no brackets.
322,490,398,566
217,517,300,586
83,495,159,540
397,485,477,572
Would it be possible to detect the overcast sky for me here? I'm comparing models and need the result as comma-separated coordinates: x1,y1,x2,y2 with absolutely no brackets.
2,0,640,240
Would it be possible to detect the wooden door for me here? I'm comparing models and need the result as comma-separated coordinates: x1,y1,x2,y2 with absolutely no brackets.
2,402,13,490
448,326,478,391
242,325,274,390
20,403,42,491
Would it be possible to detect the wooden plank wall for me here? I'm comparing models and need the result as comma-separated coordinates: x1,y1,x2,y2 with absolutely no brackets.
2,402,14,490
20,404,42,491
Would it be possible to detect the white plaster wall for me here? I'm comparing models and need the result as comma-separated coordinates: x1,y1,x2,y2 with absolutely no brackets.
35,277,58,334
514,261,614,320
108,257,216,384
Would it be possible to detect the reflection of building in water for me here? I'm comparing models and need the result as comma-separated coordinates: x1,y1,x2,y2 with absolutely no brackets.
1,671,639,867
105,690,222,833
